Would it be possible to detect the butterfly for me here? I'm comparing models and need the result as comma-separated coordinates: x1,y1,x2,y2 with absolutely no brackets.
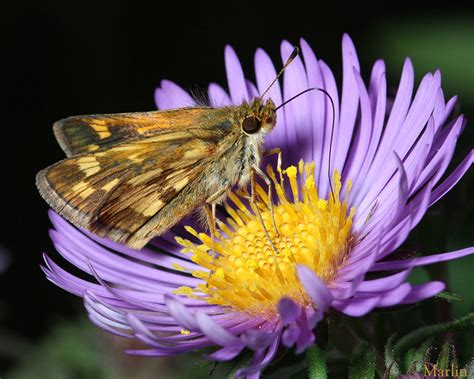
36,48,301,250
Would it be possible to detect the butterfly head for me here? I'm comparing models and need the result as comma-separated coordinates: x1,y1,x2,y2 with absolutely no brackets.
240,98,277,136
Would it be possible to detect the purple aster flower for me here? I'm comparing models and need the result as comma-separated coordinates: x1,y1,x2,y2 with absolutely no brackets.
42,34,473,378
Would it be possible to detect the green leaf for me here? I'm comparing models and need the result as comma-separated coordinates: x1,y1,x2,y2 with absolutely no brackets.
436,335,453,370
403,348,416,373
393,313,474,359
384,334,400,378
436,291,465,303
412,337,434,372
348,341,376,379
306,345,327,379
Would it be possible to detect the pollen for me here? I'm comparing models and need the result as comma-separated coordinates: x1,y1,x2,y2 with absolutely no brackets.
175,161,355,318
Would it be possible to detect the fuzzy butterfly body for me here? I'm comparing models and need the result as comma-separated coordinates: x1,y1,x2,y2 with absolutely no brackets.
36,99,277,249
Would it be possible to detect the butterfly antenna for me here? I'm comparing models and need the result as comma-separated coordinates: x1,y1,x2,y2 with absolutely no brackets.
259,46,299,101
275,87,336,198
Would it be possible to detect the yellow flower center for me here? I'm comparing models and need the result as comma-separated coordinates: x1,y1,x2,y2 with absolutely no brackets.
174,161,355,318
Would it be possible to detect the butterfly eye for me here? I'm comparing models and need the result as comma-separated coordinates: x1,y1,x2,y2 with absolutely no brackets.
242,116,261,134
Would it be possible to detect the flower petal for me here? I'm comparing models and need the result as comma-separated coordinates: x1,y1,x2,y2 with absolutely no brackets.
297,265,333,310
164,295,199,331
401,281,445,304
195,311,242,347
206,344,245,361
154,80,196,109
278,297,302,325
371,247,474,271
208,82,232,106
225,45,248,103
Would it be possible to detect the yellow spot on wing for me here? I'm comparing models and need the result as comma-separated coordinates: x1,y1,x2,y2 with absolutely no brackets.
173,177,189,191
77,157,100,177
128,168,163,185
90,123,111,138
92,124,108,131
183,148,205,159
143,132,191,142
111,145,136,152
83,166,100,176
88,144,100,151
128,153,142,162
79,186,95,199
71,181,89,194
97,130,111,139
133,199,164,217
102,178,120,192
91,119,107,125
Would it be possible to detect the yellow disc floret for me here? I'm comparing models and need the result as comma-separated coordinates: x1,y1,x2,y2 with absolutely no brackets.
174,161,355,318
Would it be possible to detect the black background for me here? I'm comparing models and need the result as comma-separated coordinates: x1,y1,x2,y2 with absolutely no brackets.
2,0,473,362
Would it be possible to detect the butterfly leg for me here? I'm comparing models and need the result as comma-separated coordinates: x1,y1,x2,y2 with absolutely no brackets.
204,186,229,269
263,147,281,158
249,167,279,255
264,147,284,182
203,202,217,261
263,147,283,221
251,164,279,237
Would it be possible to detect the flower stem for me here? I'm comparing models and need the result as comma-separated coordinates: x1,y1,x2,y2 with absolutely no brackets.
306,345,327,379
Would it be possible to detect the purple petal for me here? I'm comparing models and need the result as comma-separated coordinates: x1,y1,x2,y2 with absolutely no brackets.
241,329,275,350
371,247,474,271
297,265,333,310
376,283,412,307
236,335,280,377
278,297,301,325
400,281,445,304
295,311,316,353
206,344,245,361
300,38,325,168
350,61,386,197
333,34,360,173
154,80,196,109
430,149,473,205
224,45,248,103
330,275,363,300
281,40,313,165
246,80,259,99
355,58,414,205
165,295,199,331
414,116,464,194
317,59,340,197
208,82,232,106
254,47,287,158
332,296,380,316
195,312,241,347
357,269,411,292
282,323,300,347
342,67,373,189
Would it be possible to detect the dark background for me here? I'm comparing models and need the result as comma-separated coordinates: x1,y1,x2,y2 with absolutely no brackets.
1,1,473,376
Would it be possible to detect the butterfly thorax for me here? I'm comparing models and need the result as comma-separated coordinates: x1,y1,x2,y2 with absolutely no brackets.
201,98,277,191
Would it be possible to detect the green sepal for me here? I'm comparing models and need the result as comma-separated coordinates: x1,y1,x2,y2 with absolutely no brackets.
306,345,327,379
393,313,474,359
384,334,400,379
348,341,376,379
436,291,465,302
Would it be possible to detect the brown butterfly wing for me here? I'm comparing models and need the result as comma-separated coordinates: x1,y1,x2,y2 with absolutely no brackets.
53,107,211,157
36,130,220,249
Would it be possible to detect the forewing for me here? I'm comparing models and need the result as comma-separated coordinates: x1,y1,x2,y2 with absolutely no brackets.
53,107,211,156
36,132,217,247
